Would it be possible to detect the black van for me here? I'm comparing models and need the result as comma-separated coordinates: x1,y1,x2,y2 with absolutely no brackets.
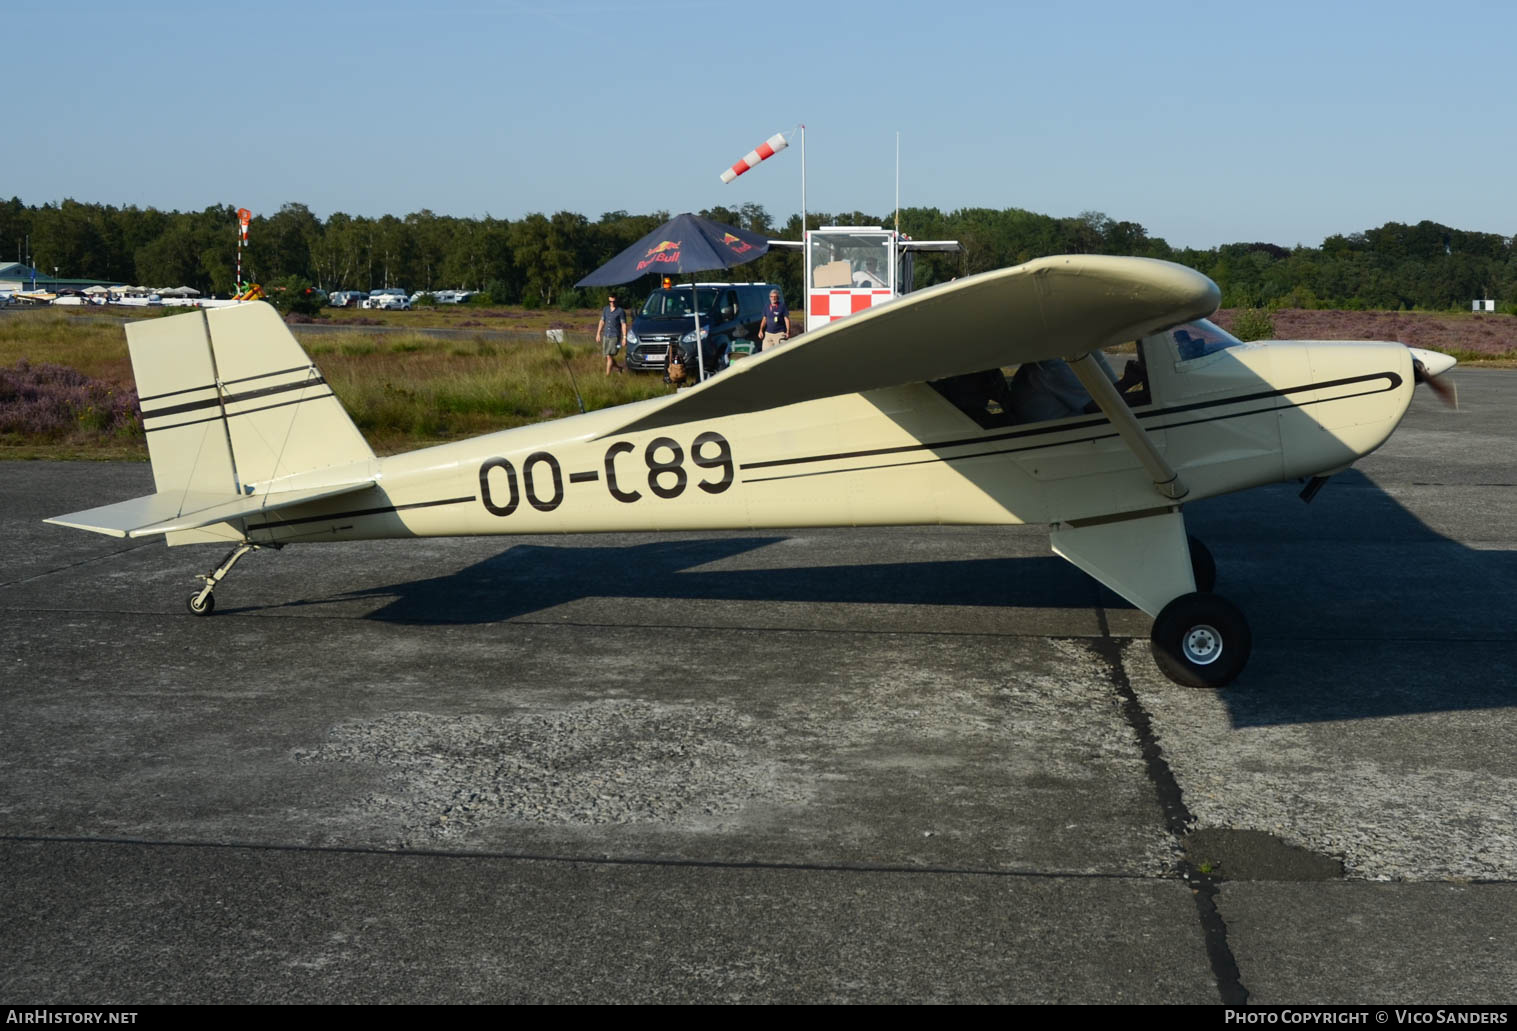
625,282,780,375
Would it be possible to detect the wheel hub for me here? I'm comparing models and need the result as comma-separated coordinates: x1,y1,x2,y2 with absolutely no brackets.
1183,624,1222,665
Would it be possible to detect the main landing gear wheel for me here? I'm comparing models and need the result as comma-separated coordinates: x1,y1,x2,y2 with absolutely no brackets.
1150,592,1251,688
186,592,215,617
1188,535,1216,593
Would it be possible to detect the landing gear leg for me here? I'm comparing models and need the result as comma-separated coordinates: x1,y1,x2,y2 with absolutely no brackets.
1051,509,1252,688
1188,535,1216,593
186,541,271,616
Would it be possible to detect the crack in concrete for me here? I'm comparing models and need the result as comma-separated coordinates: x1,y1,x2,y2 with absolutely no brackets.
1087,633,1249,1006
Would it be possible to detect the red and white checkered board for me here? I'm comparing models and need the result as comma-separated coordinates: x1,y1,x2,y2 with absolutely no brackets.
808,289,892,325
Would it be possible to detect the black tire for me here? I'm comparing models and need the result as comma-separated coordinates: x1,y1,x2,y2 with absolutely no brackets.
187,592,215,617
1150,592,1250,688
1188,535,1217,593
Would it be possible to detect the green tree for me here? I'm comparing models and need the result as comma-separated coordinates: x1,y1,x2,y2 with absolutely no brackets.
266,274,324,316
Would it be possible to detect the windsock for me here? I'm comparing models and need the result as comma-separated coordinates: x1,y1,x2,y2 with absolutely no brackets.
237,208,252,242
720,132,789,184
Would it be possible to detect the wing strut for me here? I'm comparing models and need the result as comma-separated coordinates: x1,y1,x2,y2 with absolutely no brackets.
1069,352,1188,501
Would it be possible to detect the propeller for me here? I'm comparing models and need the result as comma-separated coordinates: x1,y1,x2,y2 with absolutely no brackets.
1408,347,1458,409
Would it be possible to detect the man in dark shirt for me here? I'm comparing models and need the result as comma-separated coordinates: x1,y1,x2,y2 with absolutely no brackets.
597,293,627,375
759,289,790,351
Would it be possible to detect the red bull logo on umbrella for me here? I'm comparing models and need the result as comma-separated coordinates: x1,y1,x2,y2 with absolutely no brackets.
721,233,754,255
636,240,682,272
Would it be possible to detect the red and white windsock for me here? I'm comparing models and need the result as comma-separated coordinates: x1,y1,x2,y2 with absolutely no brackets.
720,131,789,184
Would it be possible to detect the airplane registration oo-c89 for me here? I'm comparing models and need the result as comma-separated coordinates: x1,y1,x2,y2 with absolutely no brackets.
46,255,1458,688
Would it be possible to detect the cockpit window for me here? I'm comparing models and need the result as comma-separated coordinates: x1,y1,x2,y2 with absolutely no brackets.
1170,319,1243,361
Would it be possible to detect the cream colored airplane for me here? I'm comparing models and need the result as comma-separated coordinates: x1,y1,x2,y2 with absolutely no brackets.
46,255,1457,688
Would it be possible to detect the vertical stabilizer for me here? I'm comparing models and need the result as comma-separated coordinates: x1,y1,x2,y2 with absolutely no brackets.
128,309,239,497
126,303,376,545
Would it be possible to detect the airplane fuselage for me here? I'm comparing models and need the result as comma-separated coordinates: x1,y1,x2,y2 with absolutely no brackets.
237,337,1415,547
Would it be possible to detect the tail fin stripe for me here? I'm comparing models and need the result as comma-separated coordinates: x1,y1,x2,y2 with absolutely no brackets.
222,375,328,408
144,413,227,434
143,375,329,421
223,391,336,418
139,380,218,404
140,387,218,417
142,393,229,420
223,363,314,387
145,390,339,434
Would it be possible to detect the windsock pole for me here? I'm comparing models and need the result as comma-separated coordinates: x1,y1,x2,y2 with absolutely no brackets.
801,123,807,234
236,208,252,291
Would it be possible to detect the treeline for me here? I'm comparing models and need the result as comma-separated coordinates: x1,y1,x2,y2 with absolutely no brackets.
3,196,1514,312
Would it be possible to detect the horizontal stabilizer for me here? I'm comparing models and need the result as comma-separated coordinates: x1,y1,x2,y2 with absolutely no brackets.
46,478,376,539
596,255,1218,439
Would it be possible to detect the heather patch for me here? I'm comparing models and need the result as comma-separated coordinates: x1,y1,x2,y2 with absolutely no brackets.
1213,308,1517,359
0,360,142,443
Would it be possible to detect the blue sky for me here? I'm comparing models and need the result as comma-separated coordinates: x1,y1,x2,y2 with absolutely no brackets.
10,0,1513,249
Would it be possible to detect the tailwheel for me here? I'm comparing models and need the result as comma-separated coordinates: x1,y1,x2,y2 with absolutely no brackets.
1150,592,1251,688
182,540,271,618
1188,535,1216,593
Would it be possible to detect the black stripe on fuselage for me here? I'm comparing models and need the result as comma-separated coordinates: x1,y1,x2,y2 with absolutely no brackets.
244,495,476,533
740,371,1402,481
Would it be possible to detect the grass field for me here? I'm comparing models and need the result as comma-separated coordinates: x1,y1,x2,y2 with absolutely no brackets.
3,303,1514,461
305,330,669,453
0,306,671,460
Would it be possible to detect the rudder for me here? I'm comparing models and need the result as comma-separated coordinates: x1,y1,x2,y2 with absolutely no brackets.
129,302,374,495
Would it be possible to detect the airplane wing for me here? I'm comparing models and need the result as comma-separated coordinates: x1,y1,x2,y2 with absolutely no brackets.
597,254,1218,438
45,478,376,539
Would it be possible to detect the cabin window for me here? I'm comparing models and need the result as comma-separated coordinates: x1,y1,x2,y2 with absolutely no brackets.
1168,319,1244,362
930,351,1143,429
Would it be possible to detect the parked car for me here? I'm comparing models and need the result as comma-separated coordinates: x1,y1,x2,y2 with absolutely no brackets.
625,282,778,375
363,289,411,311
329,290,367,308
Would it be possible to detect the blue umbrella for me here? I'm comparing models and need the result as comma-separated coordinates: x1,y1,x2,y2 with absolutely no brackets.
575,212,770,287
576,213,771,382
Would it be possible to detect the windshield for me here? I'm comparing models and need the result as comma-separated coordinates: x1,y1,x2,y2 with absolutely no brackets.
807,231,892,290
641,287,721,318
1171,319,1244,361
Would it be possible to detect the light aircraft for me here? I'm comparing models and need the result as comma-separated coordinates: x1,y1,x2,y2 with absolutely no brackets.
45,255,1457,687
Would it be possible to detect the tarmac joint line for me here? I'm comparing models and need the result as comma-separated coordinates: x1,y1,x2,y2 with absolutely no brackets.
1086,633,1250,1006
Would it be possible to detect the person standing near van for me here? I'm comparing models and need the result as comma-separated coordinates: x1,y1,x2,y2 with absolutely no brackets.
597,292,627,374
759,289,790,351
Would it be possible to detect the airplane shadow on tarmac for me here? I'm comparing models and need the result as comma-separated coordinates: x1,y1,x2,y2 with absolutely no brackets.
333,469,1514,729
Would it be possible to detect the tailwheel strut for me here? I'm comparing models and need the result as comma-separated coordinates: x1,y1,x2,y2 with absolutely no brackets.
186,541,275,616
